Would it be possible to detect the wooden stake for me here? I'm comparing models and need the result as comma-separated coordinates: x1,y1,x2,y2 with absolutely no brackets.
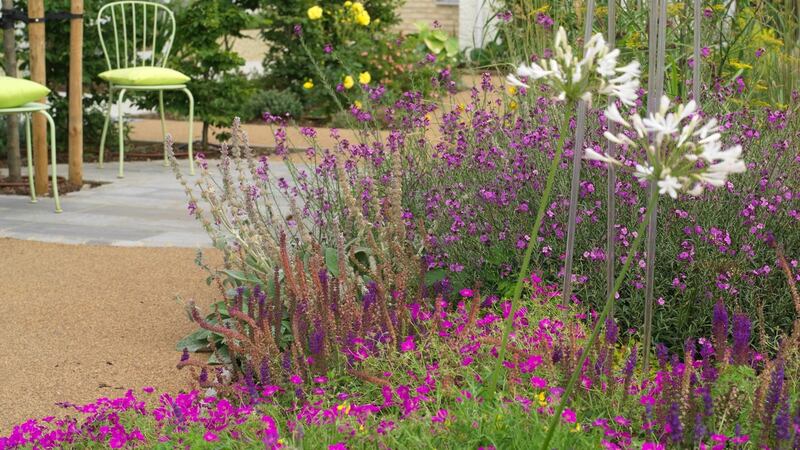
2,0,21,181
27,0,47,195
68,0,84,186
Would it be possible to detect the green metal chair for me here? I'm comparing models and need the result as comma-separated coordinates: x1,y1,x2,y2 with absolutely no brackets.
0,103,61,212
96,0,194,178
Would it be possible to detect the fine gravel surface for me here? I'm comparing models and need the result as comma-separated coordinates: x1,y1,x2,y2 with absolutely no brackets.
0,238,221,433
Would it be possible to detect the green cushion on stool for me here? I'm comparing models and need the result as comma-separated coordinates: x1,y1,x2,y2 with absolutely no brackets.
99,67,190,86
0,76,51,108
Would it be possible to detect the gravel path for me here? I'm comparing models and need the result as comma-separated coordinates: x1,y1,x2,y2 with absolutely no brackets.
0,238,220,433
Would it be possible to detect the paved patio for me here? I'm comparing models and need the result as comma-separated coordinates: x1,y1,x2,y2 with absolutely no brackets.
0,159,290,247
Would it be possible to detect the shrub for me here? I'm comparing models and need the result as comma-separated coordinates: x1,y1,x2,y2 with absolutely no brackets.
244,89,304,121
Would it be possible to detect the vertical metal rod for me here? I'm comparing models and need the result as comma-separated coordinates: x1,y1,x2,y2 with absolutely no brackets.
692,0,701,102
561,0,596,307
606,0,618,316
642,0,668,378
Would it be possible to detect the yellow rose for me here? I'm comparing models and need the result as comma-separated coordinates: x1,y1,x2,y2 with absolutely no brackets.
358,71,371,85
303,79,314,89
343,75,355,89
307,6,323,20
351,2,364,12
355,10,370,26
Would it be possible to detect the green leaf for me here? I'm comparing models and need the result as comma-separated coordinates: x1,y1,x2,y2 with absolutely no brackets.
324,247,339,278
424,37,445,54
431,30,448,42
424,269,447,286
445,38,460,58
176,329,212,352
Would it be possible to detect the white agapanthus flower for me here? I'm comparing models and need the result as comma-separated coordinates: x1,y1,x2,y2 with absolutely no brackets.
585,96,746,198
507,27,641,106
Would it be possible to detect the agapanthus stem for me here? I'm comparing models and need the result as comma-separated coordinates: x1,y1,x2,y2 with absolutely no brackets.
484,110,570,399
641,193,659,375
541,187,659,450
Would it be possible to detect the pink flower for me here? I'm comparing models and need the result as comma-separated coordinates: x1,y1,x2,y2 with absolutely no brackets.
142,386,154,393
530,376,547,388
290,375,303,385
459,288,474,297
562,408,576,423
400,335,416,352
642,443,665,450
432,409,449,423
329,443,348,450
203,432,219,442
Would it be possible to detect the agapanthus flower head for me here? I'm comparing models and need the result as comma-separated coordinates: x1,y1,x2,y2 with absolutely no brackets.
585,96,746,198
507,26,641,106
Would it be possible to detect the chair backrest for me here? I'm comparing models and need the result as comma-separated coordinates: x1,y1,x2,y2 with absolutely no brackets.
96,1,176,71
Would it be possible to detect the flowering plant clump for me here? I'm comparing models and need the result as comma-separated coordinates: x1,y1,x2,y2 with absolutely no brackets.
507,27,641,106
262,1,456,120
4,288,799,449
587,97,746,198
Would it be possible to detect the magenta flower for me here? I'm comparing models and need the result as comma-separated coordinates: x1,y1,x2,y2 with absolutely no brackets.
459,288,474,297
562,408,577,423
400,335,416,352
204,432,219,442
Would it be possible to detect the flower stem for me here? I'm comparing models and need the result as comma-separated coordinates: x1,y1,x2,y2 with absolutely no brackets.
484,109,569,399
540,186,659,450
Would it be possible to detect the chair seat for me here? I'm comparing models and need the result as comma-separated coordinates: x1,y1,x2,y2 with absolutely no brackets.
0,76,50,108
99,67,190,87
0,103,51,114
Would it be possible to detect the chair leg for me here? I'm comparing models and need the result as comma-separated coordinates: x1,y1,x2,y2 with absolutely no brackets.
39,110,62,213
98,86,114,168
182,87,195,176
24,113,36,204
159,90,168,166
117,88,128,178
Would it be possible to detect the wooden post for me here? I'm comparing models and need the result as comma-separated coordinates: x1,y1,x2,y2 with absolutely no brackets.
2,0,21,181
68,0,83,186
27,0,47,195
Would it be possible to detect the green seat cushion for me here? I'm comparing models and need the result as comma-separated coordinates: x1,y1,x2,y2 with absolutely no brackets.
98,67,190,86
0,76,50,108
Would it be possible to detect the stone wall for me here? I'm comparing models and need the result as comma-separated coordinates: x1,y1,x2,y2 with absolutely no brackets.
396,0,459,36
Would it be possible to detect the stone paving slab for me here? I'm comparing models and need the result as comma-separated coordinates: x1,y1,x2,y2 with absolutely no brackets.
0,159,292,248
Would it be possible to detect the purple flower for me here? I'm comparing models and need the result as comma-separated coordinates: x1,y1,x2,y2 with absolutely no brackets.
731,313,751,364
400,335,416,352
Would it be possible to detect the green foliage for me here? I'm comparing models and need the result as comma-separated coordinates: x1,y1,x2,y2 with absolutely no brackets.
136,0,256,146
414,21,459,59
244,88,303,121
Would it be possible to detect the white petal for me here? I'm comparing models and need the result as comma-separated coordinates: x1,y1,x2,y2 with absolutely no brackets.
604,103,631,127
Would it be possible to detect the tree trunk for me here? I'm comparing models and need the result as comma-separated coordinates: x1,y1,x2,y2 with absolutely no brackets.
68,0,84,186
202,121,209,152
3,0,21,181
28,0,48,195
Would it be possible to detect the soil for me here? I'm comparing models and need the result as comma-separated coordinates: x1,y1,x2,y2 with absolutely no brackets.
0,238,221,433
0,176,106,197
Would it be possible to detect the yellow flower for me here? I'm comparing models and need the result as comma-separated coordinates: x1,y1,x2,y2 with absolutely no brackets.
572,423,582,432
307,5,323,20
509,100,518,110
537,392,547,407
359,71,371,85
343,75,355,89
303,79,314,90
507,86,517,96
351,2,364,12
336,401,351,415
355,10,370,26
344,0,352,6
354,100,362,109
729,60,753,70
